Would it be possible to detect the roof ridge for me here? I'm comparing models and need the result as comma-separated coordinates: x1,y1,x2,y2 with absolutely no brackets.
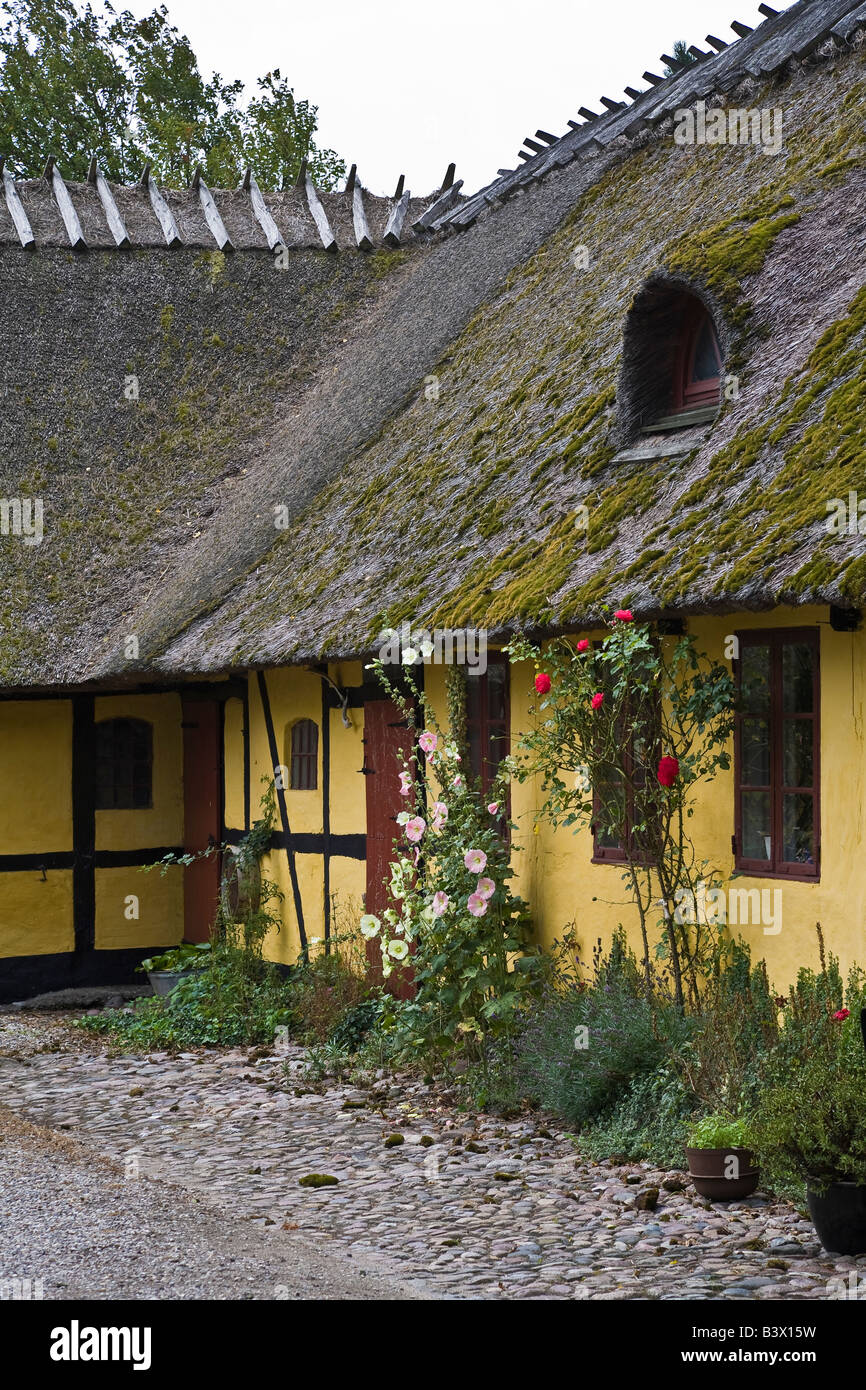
0,158,463,254
432,0,866,235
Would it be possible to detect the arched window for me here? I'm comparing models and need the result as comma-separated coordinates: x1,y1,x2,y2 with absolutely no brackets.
95,718,153,809
290,719,318,790
615,281,724,444
673,298,723,412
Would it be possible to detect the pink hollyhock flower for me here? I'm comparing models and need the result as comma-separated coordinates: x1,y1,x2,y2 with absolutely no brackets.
657,756,680,788
432,891,450,917
405,816,426,843
576,639,590,652
534,673,551,695
614,609,633,622
487,802,499,815
418,730,438,756
467,893,488,918
833,1008,851,1022
464,848,488,873
399,771,412,796
452,775,464,790
477,877,496,900
591,692,604,710
433,801,448,822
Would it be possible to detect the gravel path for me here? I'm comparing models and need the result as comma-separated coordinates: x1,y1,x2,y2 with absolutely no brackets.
2,1013,865,1301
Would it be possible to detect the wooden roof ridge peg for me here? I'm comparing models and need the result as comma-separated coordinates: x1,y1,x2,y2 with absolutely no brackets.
87,155,130,248
240,167,284,253
599,96,626,111
345,165,372,251
758,4,779,16
0,157,35,250
705,34,729,51
43,157,86,250
688,45,709,61
191,165,234,252
139,162,183,247
578,106,600,120
623,86,643,100
522,136,547,154
383,180,411,247
394,173,405,198
535,129,557,143
730,20,754,38
440,162,456,192
642,71,665,85
660,53,684,70
299,159,337,253
412,175,464,233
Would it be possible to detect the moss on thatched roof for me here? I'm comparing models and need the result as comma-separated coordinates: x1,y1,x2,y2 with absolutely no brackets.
2,1,866,688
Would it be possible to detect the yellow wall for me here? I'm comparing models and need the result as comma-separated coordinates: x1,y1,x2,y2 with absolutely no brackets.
94,865,184,951
0,869,74,957
232,664,367,963
0,700,72,852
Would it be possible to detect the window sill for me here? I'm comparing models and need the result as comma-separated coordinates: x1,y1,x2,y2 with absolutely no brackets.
641,405,720,433
734,866,820,883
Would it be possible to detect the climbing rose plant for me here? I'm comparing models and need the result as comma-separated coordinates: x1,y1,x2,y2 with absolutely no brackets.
508,613,736,1011
362,661,542,1061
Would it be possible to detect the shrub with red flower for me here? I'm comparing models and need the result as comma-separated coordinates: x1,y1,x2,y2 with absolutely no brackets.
591,692,604,710
576,639,589,653
833,1008,851,1022
657,755,680,788
534,673,551,695
613,609,633,622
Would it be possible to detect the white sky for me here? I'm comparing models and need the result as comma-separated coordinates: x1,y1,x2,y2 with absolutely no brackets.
123,0,796,194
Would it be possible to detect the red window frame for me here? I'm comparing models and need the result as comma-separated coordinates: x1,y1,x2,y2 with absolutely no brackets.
466,656,509,799
672,297,722,412
591,709,658,865
734,629,820,880
290,718,319,791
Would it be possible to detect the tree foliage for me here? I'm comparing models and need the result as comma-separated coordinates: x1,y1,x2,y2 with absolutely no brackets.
0,0,345,188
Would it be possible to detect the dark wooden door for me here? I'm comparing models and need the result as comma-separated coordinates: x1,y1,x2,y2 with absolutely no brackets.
364,698,415,997
182,698,222,943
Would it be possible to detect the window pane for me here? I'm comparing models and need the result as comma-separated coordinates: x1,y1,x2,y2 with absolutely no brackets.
692,315,721,381
487,725,507,775
782,643,814,713
783,793,814,865
467,728,482,783
487,665,507,721
741,718,770,786
740,645,770,712
741,791,772,860
783,720,813,788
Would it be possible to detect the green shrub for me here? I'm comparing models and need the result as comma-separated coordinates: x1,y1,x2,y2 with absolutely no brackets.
500,932,694,1126
579,1066,696,1168
686,1113,751,1149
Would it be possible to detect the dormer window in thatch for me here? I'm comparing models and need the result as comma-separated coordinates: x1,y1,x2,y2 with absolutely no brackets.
616,281,725,450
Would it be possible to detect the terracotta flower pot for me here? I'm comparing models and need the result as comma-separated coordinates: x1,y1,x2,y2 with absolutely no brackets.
685,1146,760,1201
807,1182,866,1255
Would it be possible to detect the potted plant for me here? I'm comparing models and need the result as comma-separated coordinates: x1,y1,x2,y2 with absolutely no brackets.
685,1113,760,1200
137,942,211,996
752,1014,866,1254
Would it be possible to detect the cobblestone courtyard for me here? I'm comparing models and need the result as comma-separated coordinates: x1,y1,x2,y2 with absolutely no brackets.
1,1014,863,1301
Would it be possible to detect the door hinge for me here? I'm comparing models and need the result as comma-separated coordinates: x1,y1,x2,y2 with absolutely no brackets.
731,834,737,856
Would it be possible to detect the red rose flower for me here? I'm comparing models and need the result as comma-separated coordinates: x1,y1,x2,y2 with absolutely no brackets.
591,692,604,710
657,755,679,787
833,1008,850,1022
576,639,590,653
534,673,551,695
614,609,633,622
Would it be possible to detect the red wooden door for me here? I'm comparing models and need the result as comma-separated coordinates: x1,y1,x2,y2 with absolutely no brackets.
364,698,415,997
182,698,222,943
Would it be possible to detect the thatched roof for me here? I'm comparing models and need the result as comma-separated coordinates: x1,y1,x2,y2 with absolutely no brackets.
2,0,866,691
